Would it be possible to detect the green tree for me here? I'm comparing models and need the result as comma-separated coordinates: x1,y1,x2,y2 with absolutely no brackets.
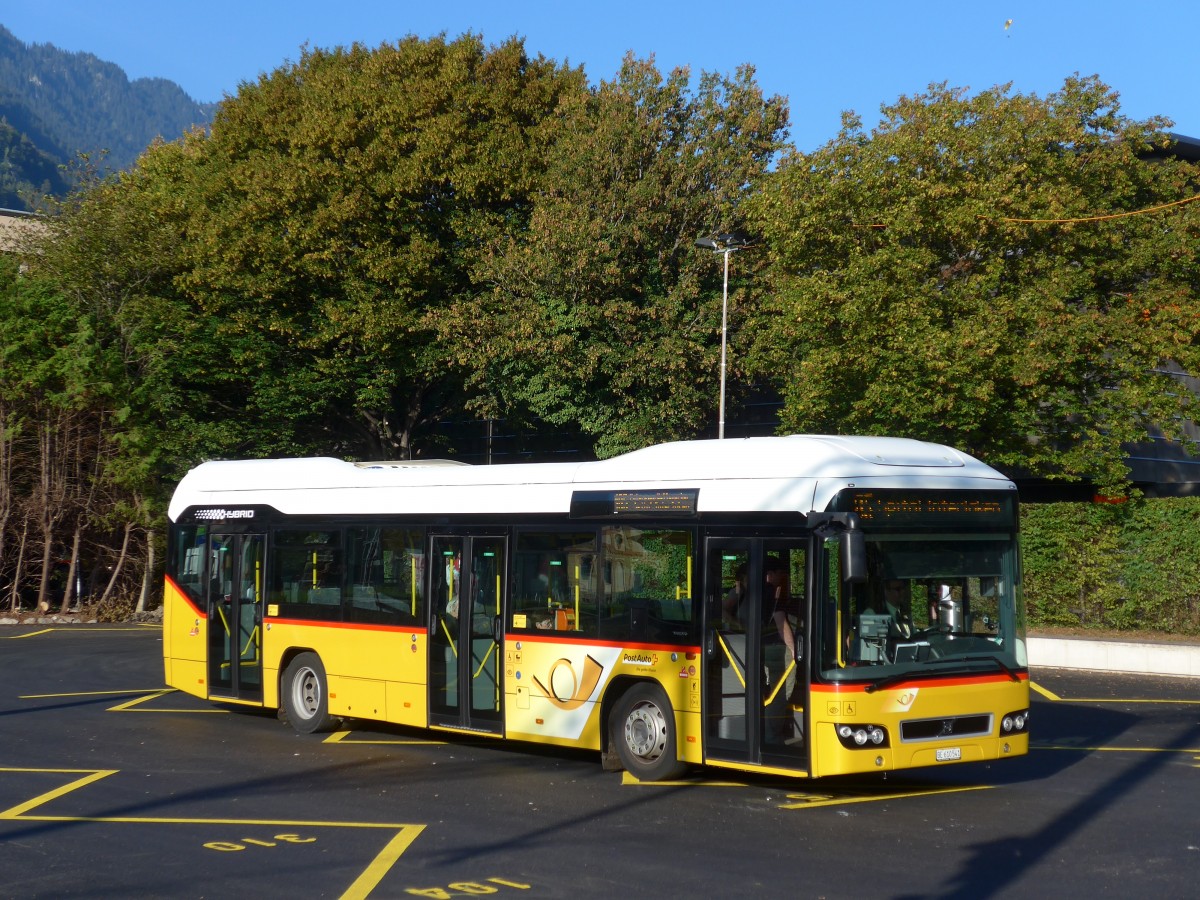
163,34,587,459
22,155,203,613
746,76,1200,489
441,55,788,457
0,255,114,612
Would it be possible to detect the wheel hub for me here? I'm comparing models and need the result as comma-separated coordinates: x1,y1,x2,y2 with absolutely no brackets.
624,702,665,760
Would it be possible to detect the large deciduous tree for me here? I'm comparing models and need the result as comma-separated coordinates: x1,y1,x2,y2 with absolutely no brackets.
746,76,1200,489
165,34,587,459
441,55,789,457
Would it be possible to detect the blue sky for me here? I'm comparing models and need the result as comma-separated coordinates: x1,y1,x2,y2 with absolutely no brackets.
4,1,1196,151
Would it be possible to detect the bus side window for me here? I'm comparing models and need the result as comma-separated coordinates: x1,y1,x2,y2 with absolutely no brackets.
171,524,208,604
512,530,598,634
344,527,423,625
269,529,344,621
599,527,696,642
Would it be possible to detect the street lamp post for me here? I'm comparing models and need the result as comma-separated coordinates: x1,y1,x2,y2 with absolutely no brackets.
695,232,751,439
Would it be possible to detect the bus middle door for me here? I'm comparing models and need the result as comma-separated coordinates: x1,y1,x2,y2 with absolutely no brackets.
428,534,505,734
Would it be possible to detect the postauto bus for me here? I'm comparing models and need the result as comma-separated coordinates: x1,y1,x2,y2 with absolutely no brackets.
163,435,1029,781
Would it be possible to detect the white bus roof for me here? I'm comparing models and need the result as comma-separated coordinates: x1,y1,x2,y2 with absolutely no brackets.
167,435,1014,521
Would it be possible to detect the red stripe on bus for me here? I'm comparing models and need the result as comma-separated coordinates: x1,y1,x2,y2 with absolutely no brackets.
810,671,1028,693
164,575,205,618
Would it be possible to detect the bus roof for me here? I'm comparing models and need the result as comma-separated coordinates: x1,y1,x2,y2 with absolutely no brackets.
167,435,1014,521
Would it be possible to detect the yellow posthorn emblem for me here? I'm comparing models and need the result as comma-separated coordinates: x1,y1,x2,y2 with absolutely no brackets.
532,655,604,710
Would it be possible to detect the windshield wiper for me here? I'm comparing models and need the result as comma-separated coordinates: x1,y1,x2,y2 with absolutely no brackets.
952,654,1021,682
864,671,917,694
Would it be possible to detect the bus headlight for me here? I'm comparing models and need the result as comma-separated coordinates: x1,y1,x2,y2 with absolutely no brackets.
1000,709,1029,735
836,724,889,749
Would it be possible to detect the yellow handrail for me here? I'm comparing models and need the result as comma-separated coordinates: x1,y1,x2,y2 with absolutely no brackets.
439,616,458,657
716,632,747,689
473,639,496,679
764,657,796,708
241,624,259,660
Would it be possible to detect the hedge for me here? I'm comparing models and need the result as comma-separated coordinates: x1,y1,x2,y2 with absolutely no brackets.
1021,497,1200,635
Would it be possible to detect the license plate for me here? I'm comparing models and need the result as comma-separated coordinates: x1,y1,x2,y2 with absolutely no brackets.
935,747,962,762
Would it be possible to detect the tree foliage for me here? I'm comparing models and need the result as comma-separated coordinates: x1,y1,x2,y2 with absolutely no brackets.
159,34,588,459
0,254,150,615
13,38,1200,620
441,56,788,456
746,76,1200,489
1022,497,1200,634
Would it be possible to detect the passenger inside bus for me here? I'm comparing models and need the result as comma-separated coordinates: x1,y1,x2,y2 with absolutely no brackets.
721,564,748,629
876,579,915,638
763,556,799,742
848,579,913,663
764,557,797,661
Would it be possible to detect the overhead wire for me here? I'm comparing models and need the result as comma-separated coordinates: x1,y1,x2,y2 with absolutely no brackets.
850,192,1200,230
985,192,1200,224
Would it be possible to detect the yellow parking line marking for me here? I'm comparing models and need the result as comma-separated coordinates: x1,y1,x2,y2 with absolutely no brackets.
7,627,150,638
324,730,444,746
105,689,228,713
16,687,228,714
0,768,119,818
1053,698,1200,705
621,772,749,787
20,688,164,699
620,772,995,806
339,827,426,900
1030,682,1198,705
0,767,425,898
1029,681,1060,701
778,785,991,809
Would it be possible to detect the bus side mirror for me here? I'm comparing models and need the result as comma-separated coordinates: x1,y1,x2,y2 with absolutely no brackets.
842,521,867,585
809,511,868,585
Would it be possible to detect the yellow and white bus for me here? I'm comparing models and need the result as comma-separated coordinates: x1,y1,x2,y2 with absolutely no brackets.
163,435,1029,781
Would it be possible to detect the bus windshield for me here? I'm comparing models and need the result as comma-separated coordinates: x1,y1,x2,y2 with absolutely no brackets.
817,492,1025,685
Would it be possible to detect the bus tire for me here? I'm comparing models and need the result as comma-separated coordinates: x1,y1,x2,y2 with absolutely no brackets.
281,652,337,734
611,683,687,781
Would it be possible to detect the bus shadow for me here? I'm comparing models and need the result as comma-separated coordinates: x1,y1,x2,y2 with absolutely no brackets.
898,714,1200,900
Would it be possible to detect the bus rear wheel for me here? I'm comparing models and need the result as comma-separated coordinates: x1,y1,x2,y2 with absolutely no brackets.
282,652,338,734
612,683,687,781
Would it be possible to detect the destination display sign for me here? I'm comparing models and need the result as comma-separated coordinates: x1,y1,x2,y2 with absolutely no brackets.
835,490,1014,528
570,489,699,518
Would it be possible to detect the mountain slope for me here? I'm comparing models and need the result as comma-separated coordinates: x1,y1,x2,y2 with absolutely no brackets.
0,24,216,209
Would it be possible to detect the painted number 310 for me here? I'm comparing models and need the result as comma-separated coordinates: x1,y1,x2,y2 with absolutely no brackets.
203,833,317,851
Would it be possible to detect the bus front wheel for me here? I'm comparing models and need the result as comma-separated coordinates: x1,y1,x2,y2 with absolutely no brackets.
611,683,687,781
282,652,338,734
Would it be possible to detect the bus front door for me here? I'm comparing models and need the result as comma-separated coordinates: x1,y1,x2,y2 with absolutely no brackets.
703,538,808,772
428,535,505,734
206,532,265,702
